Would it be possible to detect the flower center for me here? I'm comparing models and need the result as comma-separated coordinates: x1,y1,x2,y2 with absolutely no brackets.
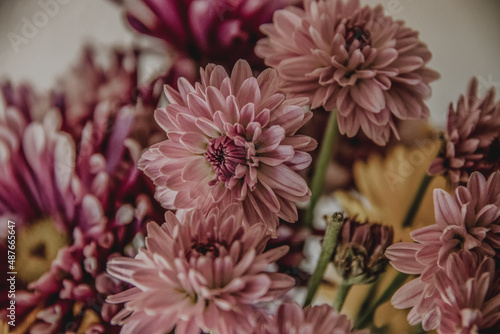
186,241,225,261
345,25,371,50
205,136,246,185
17,218,69,284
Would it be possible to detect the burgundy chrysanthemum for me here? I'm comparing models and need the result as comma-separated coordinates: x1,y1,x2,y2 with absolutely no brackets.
386,171,500,330
0,86,158,332
138,60,316,234
255,0,439,145
106,206,295,334
428,77,500,188
256,302,369,334
122,0,296,71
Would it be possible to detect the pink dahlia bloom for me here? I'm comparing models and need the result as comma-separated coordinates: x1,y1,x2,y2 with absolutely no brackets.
106,206,295,334
386,171,500,330
256,302,369,334
122,0,296,71
255,0,439,145
0,87,158,332
139,60,316,233
429,77,500,188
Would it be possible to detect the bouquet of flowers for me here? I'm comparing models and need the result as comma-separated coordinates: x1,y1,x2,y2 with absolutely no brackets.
1,0,499,333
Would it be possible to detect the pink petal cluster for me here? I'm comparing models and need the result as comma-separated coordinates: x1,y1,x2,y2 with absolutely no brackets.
123,0,296,71
429,77,500,188
51,46,165,146
106,206,295,334
256,302,369,334
139,60,316,234
435,252,500,334
386,171,500,330
0,83,158,332
255,0,439,145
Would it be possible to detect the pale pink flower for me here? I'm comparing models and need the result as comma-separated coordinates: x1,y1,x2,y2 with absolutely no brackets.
256,302,369,334
429,78,500,188
106,206,295,334
255,0,439,145
139,60,316,234
386,171,500,330
435,252,500,334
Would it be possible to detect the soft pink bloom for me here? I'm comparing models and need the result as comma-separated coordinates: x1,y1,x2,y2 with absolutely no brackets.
428,77,500,188
51,46,166,147
386,171,500,330
0,86,158,332
122,0,297,71
435,252,500,334
106,206,295,334
139,60,316,234
255,0,439,145
256,302,369,334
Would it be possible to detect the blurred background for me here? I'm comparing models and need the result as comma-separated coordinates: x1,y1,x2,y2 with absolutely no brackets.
0,0,499,126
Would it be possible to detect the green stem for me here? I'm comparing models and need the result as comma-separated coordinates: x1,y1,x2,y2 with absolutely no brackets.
305,110,339,228
333,280,352,312
354,272,409,329
401,173,433,228
303,212,344,307
357,277,382,317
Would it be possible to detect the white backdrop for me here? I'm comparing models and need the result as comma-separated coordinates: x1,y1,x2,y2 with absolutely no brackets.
1,0,499,126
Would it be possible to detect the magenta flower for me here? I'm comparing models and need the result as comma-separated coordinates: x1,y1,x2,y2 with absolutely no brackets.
139,60,316,234
106,206,295,334
0,87,158,332
428,77,500,188
122,0,296,71
386,171,500,330
255,0,439,145
256,302,369,334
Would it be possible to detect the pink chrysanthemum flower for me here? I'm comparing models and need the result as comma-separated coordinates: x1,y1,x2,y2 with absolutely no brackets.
0,87,158,332
429,78,500,188
255,0,439,145
106,206,295,334
122,0,296,71
435,252,500,334
139,60,316,233
386,171,500,330
256,302,369,334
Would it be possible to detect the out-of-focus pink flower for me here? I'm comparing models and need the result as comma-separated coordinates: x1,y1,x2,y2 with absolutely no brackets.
386,171,500,330
50,46,166,146
139,60,316,234
122,0,296,71
256,302,369,334
429,78,500,188
0,87,158,332
106,206,295,334
255,0,439,145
